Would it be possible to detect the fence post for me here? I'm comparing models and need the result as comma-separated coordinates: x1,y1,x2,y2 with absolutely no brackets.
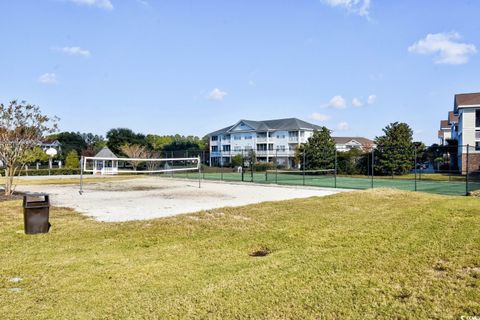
241,149,244,182
371,148,374,189
275,149,278,184
302,150,306,186
220,151,224,181
466,144,470,196
414,147,417,192
334,149,337,189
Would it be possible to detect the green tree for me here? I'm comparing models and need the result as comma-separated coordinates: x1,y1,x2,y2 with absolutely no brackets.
106,128,146,155
299,127,336,170
53,131,87,159
374,122,414,176
336,148,366,175
145,135,174,151
65,150,80,168
22,146,49,163
231,154,243,167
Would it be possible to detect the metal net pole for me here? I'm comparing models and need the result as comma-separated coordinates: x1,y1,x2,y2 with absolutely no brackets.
414,147,417,192
466,144,470,195
334,149,337,188
371,148,374,189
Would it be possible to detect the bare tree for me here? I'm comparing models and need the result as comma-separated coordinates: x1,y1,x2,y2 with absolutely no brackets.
0,100,58,195
120,144,147,171
146,151,161,171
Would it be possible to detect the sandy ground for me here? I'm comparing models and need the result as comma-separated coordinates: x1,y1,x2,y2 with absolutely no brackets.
17,177,346,222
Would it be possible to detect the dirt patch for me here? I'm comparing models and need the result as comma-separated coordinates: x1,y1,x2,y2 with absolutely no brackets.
249,245,272,257
0,191,25,202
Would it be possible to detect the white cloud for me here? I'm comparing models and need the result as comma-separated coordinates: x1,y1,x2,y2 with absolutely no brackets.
136,0,150,7
310,112,331,121
337,121,349,131
326,95,347,109
67,0,113,10
208,88,227,101
352,97,364,107
321,0,371,17
57,46,91,57
38,73,58,84
408,32,477,65
367,94,376,105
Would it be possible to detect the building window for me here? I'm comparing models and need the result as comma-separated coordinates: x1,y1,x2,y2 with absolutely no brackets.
268,132,274,138
223,135,231,140
234,135,241,140
268,144,274,151
476,110,480,128
277,145,286,151
476,142,480,151
211,146,218,152
245,135,252,140
211,136,218,141
257,144,267,151
222,145,230,152
233,146,241,152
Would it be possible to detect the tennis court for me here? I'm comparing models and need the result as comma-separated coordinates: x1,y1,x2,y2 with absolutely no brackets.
175,170,480,196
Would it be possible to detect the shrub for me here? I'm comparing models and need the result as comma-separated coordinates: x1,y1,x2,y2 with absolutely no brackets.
253,162,277,172
16,168,81,176
65,150,80,169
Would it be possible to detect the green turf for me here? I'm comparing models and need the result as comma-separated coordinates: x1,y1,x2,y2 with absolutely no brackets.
1,190,480,318
175,171,480,196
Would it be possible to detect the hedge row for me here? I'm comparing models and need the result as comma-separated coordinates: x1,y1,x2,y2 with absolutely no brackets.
16,168,82,176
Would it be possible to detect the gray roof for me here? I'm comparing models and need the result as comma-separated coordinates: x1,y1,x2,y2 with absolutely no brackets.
94,147,118,158
208,118,322,136
333,137,374,145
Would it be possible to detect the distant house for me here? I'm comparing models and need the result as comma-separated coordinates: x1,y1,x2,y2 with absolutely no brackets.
333,137,375,152
443,92,480,173
207,117,374,167
40,139,61,152
93,147,118,175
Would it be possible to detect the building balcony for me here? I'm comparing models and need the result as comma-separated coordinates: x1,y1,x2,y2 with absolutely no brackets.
211,150,295,157
256,137,267,142
288,137,299,142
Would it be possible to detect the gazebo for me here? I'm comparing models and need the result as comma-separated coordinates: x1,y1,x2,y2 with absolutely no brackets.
93,147,118,175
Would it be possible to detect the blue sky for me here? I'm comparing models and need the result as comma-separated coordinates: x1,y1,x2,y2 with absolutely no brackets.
1,0,479,143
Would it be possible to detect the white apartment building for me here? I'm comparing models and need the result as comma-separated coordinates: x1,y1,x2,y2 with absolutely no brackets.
452,93,480,172
208,118,374,168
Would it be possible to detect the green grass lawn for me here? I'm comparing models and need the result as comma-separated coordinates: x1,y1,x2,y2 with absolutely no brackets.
1,189,479,319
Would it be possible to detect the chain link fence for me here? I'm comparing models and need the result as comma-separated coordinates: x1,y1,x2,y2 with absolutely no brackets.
161,144,480,196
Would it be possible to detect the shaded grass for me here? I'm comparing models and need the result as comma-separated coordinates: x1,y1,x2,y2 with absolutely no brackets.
0,189,479,319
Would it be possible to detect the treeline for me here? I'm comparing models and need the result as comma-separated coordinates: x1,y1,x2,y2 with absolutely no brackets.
45,128,208,160
297,122,444,176
20,128,208,170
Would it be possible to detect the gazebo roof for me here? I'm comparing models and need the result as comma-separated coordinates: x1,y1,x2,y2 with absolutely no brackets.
94,147,118,159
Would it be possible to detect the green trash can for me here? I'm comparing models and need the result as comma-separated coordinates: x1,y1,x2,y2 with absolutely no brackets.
23,193,51,234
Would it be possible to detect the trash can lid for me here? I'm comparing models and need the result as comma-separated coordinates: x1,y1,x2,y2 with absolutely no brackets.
24,192,49,196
